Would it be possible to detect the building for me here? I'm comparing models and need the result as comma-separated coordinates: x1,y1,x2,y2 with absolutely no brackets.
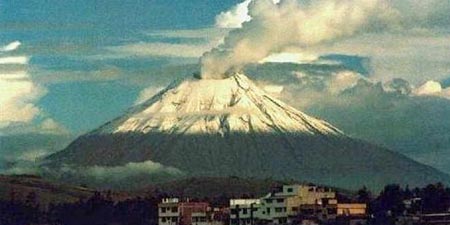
159,198,226,225
230,184,337,225
298,201,367,225
230,199,261,225
258,184,336,224
159,198,180,225
337,204,367,216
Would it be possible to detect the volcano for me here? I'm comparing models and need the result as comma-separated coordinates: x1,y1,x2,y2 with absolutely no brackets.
47,73,450,189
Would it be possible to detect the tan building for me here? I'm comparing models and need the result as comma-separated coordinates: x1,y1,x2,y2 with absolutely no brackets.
230,184,336,224
337,204,367,216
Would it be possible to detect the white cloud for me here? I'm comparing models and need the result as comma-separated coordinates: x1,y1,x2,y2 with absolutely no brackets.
216,0,252,28
0,56,29,64
303,32,450,84
146,28,229,40
83,160,183,180
0,42,66,135
215,0,281,28
328,71,364,94
0,72,45,127
259,52,318,64
413,80,450,99
34,66,122,84
1,41,21,52
105,42,217,59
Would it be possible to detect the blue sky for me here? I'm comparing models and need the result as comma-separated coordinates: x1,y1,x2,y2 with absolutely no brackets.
0,0,240,133
1,0,450,173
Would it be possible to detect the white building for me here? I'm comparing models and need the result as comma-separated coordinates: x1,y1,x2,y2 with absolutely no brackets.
159,198,180,225
230,199,261,225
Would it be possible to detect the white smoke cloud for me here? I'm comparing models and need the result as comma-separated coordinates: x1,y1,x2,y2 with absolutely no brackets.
201,0,397,79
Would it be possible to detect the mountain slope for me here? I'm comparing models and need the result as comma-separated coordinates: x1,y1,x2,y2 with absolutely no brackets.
47,74,450,190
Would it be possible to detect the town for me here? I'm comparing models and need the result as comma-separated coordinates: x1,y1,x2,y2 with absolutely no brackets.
157,184,450,225
1,179,450,225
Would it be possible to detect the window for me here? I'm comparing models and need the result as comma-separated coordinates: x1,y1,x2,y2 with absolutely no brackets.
276,199,284,203
275,207,283,213
287,188,293,193
171,207,178,213
267,208,271,215
161,207,167,213
243,208,248,214
171,217,177,222
266,199,273,203
292,207,298,212
162,217,167,222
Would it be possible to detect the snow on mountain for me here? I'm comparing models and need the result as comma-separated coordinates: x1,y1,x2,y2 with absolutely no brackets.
95,73,342,136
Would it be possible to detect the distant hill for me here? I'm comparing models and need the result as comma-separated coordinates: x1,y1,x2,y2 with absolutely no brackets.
0,175,355,207
0,175,95,207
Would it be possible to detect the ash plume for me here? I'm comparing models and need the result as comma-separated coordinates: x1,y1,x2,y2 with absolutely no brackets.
200,0,397,79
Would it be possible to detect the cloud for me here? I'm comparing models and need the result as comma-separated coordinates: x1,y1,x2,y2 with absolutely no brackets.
26,160,186,189
146,28,229,40
81,160,183,181
103,42,217,59
243,62,450,173
1,41,21,52
0,72,46,127
216,0,252,28
0,56,29,64
215,0,282,28
0,41,67,135
34,66,123,84
413,80,450,99
310,32,450,84
259,52,319,64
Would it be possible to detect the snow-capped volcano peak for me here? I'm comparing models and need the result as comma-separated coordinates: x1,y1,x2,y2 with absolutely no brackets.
96,73,342,136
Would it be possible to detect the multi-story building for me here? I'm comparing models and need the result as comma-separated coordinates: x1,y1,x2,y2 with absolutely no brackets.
159,198,181,225
258,184,336,224
230,199,261,225
159,198,226,225
230,184,337,225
